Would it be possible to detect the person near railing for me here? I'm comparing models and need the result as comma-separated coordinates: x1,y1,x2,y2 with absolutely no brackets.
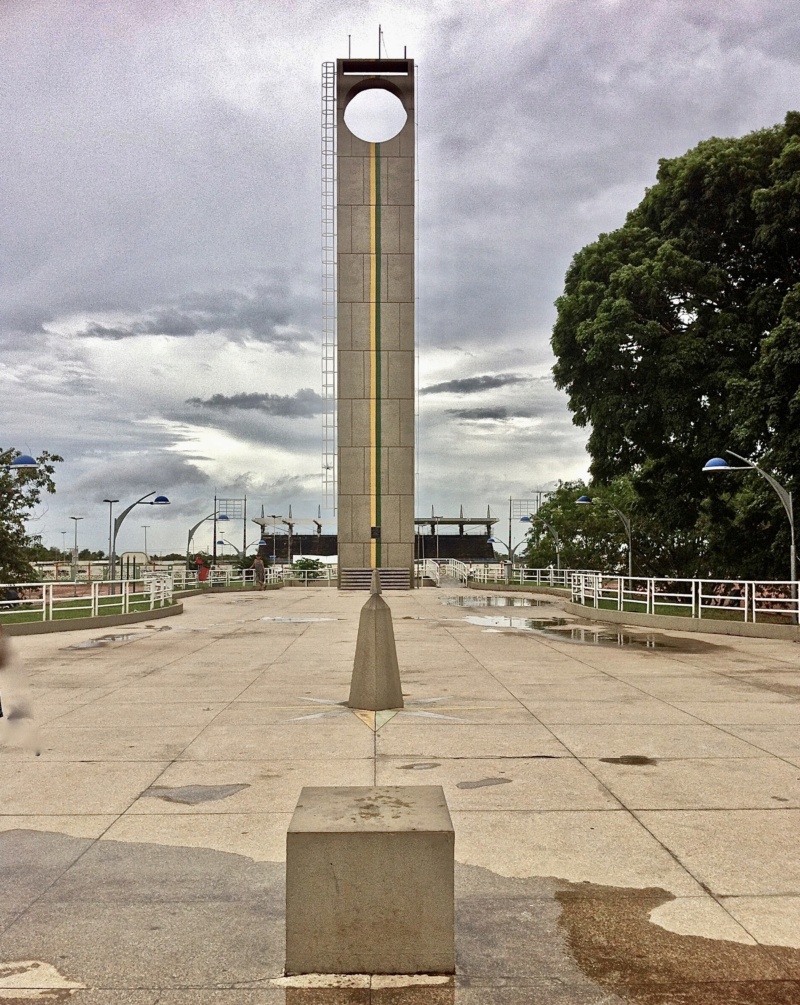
252,555,266,590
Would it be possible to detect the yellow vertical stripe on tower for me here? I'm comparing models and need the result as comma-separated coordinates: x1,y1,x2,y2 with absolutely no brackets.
369,143,377,567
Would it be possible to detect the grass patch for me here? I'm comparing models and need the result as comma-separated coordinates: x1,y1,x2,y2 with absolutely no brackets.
0,598,179,625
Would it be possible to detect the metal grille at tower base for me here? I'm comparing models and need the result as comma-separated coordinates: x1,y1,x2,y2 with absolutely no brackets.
339,568,410,590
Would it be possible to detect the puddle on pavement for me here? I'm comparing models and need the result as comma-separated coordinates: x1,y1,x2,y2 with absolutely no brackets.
259,617,338,623
143,783,250,805
600,755,658,766
443,594,547,608
64,632,149,649
7,829,800,1003
456,777,512,789
460,615,720,651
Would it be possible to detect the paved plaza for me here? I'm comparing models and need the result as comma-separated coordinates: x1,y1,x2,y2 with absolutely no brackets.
2,586,800,1003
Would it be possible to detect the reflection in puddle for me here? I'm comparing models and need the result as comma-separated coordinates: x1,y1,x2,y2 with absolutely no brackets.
65,632,149,649
260,617,338,623
460,616,718,651
443,595,545,608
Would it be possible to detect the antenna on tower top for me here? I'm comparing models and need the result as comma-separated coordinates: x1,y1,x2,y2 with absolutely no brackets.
378,24,381,59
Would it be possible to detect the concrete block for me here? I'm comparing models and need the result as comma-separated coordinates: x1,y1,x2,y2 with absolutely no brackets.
285,785,455,975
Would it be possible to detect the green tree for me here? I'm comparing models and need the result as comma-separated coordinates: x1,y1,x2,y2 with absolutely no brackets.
0,449,64,582
552,112,800,579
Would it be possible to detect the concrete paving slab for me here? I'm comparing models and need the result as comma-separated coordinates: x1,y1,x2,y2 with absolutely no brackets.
126,760,374,814
1,761,170,814
524,698,700,724
178,722,375,761
451,809,704,894
638,809,800,895
3,586,800,1002
0,725,200,761
375,723,569,759
376,756,620,811
720,896,800,950
586,756,800,809
545,723,767,758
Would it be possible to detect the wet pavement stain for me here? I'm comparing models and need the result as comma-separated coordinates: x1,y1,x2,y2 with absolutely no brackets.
398,762,441,770
142,783,251,804
556,880,800,1003
456,777,512,789
443,595,547,608
3,831,800,1003
63,633,149,650
599,755,658,766
459,615,723,652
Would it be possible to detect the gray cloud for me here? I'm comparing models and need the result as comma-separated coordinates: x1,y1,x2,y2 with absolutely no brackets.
447,406,511,421
3,1,800,550
75,285,313,350
421,373,531,395
186,388,323,417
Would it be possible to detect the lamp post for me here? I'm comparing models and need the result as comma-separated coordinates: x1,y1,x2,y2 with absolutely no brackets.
141,525,150,556
703,451,796,588
109,492,170,587
266,514,282,564
519,515,561,571
103,499,119,578
186,512,228,567
577,495,633,578
60,530,67,558
487,536,526,583
69,516,83,580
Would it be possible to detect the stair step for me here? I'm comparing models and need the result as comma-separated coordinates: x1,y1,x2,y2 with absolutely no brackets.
339,568,411,590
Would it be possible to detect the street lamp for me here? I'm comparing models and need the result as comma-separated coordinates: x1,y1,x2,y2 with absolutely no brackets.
103,499,119,578
141,525,150,556
60,530,67,558
519,515,561,571
69,516,83,580
5,454,39,470
109,492,170,585
186,512,228,567
577,495,633,578
266,514,282,564
487,536,527,583
703,451,796,586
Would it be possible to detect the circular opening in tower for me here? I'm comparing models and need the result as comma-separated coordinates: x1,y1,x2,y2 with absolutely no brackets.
344,88,407,143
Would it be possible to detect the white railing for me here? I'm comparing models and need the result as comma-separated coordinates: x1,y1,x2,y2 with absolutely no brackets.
0,577,174,623
169,565,338,590
415,559,441,584
440,559,469,583
572,573,798,624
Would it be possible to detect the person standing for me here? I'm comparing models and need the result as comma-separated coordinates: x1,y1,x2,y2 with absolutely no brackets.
252,555,266,590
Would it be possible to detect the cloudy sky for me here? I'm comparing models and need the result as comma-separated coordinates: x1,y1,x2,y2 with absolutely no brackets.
4,0,800,557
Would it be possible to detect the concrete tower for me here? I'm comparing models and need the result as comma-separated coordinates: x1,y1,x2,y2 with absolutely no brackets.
336,58,415,589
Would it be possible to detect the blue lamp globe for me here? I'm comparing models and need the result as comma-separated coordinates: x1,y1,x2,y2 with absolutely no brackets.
153,495,170,505
702,457,730,472
9,454,39,469
576,495,592,504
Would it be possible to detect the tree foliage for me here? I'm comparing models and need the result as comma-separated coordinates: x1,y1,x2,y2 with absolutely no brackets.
0,449,64,582
551,112,800,579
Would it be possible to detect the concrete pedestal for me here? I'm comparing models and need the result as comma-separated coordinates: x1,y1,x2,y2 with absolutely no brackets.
285,785,455,975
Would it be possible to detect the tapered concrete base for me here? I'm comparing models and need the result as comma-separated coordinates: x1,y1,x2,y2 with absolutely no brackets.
348,571,404,712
